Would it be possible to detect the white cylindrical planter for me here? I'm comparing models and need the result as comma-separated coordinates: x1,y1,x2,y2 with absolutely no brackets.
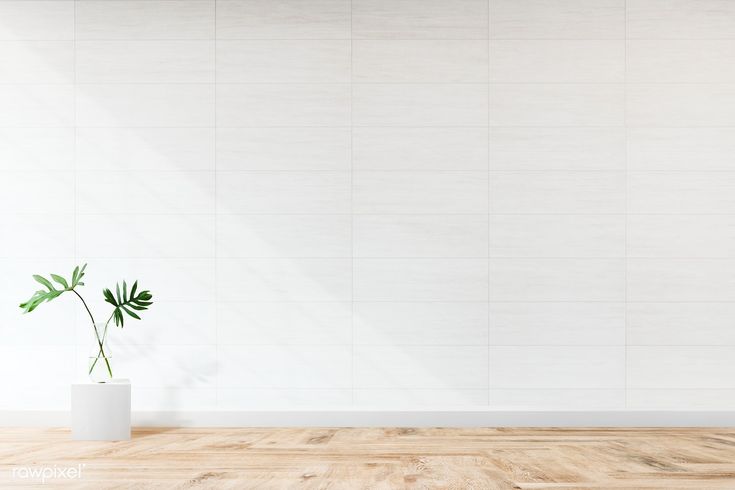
71,379,131,441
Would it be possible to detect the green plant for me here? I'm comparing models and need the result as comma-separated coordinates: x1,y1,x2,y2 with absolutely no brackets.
19,264,153,380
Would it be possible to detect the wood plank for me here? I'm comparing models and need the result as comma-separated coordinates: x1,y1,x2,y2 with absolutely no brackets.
0,428,734,488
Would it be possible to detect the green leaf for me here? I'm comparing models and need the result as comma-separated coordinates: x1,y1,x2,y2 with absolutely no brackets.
70,263,87,288
19,288,62,313
104,280,153,327
20,265,86,314
103,288,117,306
33,275,55,291
50,274,69,289
121,305,140,320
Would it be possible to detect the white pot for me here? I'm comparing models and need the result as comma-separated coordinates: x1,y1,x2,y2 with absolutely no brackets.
71,379,131,441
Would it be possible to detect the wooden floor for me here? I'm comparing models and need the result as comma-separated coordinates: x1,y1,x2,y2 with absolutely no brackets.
1,428,735,488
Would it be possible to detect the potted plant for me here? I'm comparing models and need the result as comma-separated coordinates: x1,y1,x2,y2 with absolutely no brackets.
19,263,154,383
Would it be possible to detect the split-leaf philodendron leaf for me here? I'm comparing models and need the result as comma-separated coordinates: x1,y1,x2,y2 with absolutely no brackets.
103,280,153,328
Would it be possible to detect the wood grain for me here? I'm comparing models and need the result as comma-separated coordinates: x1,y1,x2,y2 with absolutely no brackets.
1,427,735,488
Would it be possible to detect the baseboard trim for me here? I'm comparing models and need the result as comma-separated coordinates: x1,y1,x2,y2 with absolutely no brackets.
2,410,734,427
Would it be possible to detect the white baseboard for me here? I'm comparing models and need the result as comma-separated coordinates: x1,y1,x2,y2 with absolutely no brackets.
2,410,734,427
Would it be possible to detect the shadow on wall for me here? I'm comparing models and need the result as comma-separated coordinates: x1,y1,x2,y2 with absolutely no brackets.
1,34,468,412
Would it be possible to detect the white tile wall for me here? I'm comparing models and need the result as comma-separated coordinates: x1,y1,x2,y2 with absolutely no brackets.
2,0,734,412
352,0,489,40
0,1,74,41
490,0,625,40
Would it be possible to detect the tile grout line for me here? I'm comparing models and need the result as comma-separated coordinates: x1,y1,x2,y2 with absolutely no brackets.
487,0,492,408
214,0,218,408
624,0,629,410
350,0,355,406
73,0,78,373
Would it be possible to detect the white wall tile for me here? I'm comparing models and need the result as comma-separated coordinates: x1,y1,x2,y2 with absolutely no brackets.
491,389,624,409
627,390,735,410
354,345,488,389
490,302,625,345
354,215,488,257
0,214,74,258
490,215,625,257
353,84,489,127
353,128,488,171
218,301,352,345
131,388,217,411
0,41,73,83
354,259,488,302
353,0,488,40
0,128,74,171
76,0,215,40
490,127,625,171
627,302,735,346
353,40,488,83
354,171,488,214
76,84,214,127
0,346,74,388
77,171,215,214
217,258,352,302
628,347,735,389
218,345,351,388
0,84,73,127
490,84,624,126
216,0,350,40
217,84,350,127
217,214,351,257
354,302,489,345
628,215,735,257
627,259,735,302
218,389,352,408
76,41,214,83
81,258,215,302
627,172,735,214
490,259,626,301
74,300,216,348
627,0,735,40
0,258,83,300
0,387,70,410
490,347,625,389
112,345,217,388
627,128,735,171
491,172,625,214
627,84,735,127
0,295,75,346
216,127,350,171
490,41,624,83
84,300,217,347
77,214,215,258
0,1,74,41
490,0,625,40
628,41,735,83
217,40,350,83
354,389,488,407
0,171,74,215
217,171,350,214
76,127,215,171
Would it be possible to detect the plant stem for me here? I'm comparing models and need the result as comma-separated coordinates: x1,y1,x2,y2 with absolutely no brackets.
72,289,113,379
72,288,95,324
